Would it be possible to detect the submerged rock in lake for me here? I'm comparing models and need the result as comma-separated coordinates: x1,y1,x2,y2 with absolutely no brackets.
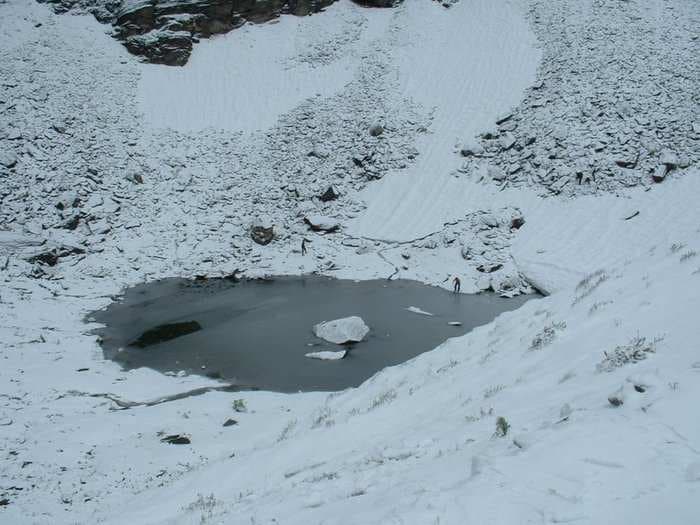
130,320,202,348
313,315,369,344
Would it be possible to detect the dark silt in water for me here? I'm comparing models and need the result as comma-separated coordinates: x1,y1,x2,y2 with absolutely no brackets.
91,276,533,392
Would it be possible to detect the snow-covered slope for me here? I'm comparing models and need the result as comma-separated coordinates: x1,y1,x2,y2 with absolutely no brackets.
1,0,699,523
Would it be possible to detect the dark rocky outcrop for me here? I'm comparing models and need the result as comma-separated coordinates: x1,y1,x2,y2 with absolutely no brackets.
38,0,404,66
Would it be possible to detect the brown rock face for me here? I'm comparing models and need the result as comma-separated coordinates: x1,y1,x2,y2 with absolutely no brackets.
114,0,340,65
38,0,404,66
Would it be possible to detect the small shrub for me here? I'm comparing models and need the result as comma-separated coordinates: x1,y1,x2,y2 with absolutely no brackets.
494,417,510,438
311,406,334,429
232,399,247,413
680,250,698,262
588,300,612,316
277,418,298,442
597,335,663,372
369,389,397,411
670,242,686,253
573,270,608,305
483,384,506,399
530,321,566,350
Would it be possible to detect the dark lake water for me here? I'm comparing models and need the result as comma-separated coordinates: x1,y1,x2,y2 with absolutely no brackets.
91,276,533,392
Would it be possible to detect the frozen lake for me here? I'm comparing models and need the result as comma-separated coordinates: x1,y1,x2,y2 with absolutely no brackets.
92,276,533,392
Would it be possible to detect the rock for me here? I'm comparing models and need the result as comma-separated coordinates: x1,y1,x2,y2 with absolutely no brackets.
130,321,202,348
652,164,668,183
0,150,17,168
304,350,347,360
55,191,80,210
607,386,625,407
319,186,339,202
160,434,190,445
304,215,340,233
495,112,513,125
460,141,484,157
25,245,85,267
447,321,462,326
559,403,572,419
477,262,503,273
479,214,499,228
487,165,506,182
510,213,525,230
369,123,384,137
223,418,238,427
499,132,516,151
125,30,193,66
659,149,679,168
0,231,44,253
313,316,369,344
250,225,274,245
62,214,81,231
614,153,638,169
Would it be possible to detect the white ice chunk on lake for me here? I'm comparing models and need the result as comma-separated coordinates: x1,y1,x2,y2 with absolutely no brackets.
304,350,348,361
406,306,434,316
313,316,369,345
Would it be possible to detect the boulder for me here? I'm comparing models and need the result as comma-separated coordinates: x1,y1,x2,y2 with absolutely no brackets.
55,191,80,210
487,165,506,182
319,186,339,202
369,123,384,137
313,316,369,344
124,30,193,66
652,164,668,183
250,225,274,245
499,132,516,151
659,149,679,168
0,231,44,254
510,211,525,230
304,215,340,233
0,150,17,168
460,141,484,157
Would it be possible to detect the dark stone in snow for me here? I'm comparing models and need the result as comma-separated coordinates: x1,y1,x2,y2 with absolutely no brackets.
160,434,191,445
510,216,525,230
369,124,384,137
652,164,668,183
26,245,85,267
319,186,339,202
476,263,503,273
130,321,202,348
62,215,81,231
223,418,238,427
250,225,274,245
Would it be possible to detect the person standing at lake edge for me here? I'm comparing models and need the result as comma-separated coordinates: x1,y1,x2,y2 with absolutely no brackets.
453,276,461,293
301,238,308,256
